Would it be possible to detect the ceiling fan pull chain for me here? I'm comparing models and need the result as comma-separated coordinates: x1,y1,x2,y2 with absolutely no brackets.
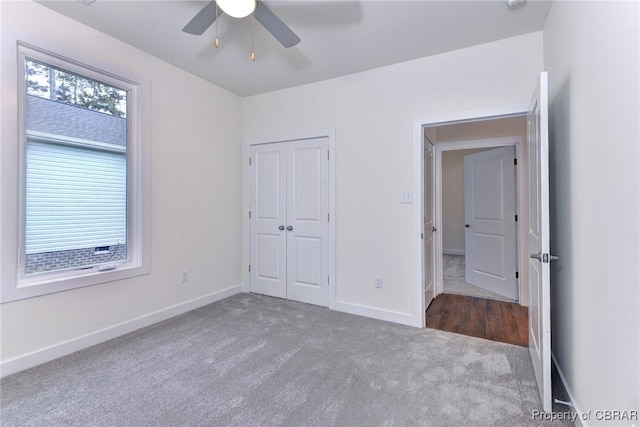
214,2,220,48
250,11,256,61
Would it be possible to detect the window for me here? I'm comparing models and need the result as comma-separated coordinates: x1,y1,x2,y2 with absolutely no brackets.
0,30,149,302
25,59,128,274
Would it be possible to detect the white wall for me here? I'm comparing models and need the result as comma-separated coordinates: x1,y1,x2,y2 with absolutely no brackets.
0,1,243,371
242,32,543,322
543,1,640,424
434,116,527,142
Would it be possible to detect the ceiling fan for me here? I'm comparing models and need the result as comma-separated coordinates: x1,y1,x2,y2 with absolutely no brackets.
182,0,301,48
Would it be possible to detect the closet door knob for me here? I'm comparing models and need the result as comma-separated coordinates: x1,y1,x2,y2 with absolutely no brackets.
279,225,285,231
287,225,293,231
465,224,470,228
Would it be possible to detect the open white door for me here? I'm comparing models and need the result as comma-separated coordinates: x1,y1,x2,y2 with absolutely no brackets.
528,71,552,412
464,146,518,300
424,140,435,308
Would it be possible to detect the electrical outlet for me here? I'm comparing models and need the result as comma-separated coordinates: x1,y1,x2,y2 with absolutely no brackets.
375,276,383,288
181,271,189,283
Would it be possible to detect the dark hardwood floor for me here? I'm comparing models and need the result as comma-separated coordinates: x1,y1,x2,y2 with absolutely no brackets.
426,293,529,347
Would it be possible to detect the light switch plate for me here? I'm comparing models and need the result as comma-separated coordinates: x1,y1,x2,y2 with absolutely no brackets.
400,192,413,204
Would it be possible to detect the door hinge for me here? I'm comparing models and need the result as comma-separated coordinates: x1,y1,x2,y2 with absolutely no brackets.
515,214,518,222
421,233,424,239
516,271,519,279
328,213,330,222
514,158,518,166
249,211,252,219
248,264,251,273
328,151,330,160
328,276,330,285
249,157,252,166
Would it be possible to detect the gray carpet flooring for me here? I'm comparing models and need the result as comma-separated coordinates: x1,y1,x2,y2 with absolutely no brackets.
1,293,571,426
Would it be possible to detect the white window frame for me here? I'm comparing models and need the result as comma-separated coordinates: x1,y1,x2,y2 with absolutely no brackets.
0,27,150,303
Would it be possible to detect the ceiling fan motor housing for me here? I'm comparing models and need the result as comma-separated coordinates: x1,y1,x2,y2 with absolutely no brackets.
506,0,526,7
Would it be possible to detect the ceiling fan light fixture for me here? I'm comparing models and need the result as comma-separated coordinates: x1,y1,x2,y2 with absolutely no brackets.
216,0,257,19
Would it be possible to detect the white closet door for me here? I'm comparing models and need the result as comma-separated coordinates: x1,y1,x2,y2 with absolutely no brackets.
286,138,329,306
250,143,287,299
249,138,329,307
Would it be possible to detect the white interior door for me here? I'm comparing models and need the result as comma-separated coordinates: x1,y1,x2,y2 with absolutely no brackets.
464,146,518,300
424,141,435,309
527,71,552,412
250,143,287,299
285,138,329,306
250,138,329,307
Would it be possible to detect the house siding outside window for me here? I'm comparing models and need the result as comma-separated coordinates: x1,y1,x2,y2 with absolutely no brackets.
25,95,127,274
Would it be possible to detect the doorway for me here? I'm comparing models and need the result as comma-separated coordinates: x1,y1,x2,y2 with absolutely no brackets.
421,116,530,310
427,135,526,347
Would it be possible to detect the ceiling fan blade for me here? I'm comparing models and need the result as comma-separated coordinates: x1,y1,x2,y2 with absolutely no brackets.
182,2,220,35
254,1,301,48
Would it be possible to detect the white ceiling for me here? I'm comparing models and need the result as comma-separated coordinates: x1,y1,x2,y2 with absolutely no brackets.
37,0,552,97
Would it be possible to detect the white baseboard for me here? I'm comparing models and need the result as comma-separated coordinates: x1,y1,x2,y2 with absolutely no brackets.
0,285,242,378
552,352,587,426
443,249,465,255
332,300,420,327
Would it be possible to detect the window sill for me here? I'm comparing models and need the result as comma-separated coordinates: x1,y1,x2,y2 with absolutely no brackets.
1,262,150,303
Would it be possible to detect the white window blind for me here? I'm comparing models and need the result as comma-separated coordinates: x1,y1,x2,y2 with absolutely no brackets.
25,139,126,254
